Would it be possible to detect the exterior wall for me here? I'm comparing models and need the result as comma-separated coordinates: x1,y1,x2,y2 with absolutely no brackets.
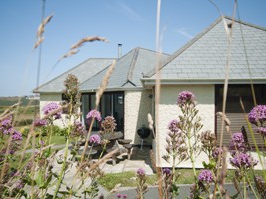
155,85,215,167
124,90,153,144
39,93,74,128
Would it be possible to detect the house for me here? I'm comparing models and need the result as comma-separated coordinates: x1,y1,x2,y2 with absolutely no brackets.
141,16,266,166
34,16,266,167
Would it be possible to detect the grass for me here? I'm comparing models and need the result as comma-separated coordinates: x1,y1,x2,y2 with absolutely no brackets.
98,171,158,190
98,169,266,191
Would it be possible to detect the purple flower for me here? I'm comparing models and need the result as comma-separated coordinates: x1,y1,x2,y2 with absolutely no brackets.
198,169,213,183
212,147,223,160
177,91,195,106
12,130,22,141
137,168,145,176
34,118,47,127
162,168,171,175
255,127,266,136
89,134,101,144
70,120,86,138
42,102,62,119
248,105,266,125
229,132,246,154
86,109,102,122
168,119,181,134
230,152,258,169
0,115,13,135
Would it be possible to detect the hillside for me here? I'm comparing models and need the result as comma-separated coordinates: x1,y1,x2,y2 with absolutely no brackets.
0,96,39,106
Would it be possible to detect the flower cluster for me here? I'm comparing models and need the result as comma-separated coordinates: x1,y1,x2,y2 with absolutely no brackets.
230,152,258,169
168,119,181,134
89,134,101,145
248,105,266,125
200,130,217,157
0,115,13,135
42,102,62,119
177,91,195,106
86,109,102,122
229,132,246,155
70,120,86,138
198,169,213,183
101,116,117,134
34,118,47,127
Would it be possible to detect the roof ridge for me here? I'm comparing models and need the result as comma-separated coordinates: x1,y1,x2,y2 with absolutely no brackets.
127,48,139,82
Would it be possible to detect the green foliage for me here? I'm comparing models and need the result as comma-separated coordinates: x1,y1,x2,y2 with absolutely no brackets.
40,125,68,136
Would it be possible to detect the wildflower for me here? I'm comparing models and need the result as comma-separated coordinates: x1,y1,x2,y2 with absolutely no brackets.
12,130,22,141
86,109,102,122
212,147,223,160
89,134,101,144
177,91,195,106
70,120,86,138
229,132,246,155
198,169,213,183
201,130,217,153
137,168,145,176
0,115,13,135
230,152,258,169
168,119,181,134
101,116,117,133
34,118,47,127
42,102,62,119
162,168,171,176
248,105,266,125
255,127,266,136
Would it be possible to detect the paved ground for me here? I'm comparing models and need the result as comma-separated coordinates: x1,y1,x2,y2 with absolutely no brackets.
45,144,266,198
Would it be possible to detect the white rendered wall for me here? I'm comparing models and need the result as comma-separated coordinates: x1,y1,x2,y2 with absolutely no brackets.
124,90,153,144
154,85,215,167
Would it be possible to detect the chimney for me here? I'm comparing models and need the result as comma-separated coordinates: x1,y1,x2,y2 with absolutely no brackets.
118,43,122,59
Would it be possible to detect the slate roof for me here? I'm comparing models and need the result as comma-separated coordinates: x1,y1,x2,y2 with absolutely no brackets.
143,16,266,85
79,47,170,92
34,58,115,93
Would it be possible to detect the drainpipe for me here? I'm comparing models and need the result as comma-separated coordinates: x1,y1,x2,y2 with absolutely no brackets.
118,43,122,59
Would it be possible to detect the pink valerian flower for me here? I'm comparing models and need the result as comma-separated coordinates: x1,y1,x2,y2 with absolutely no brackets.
86,109,102,122
70,120,86,138
168,119,181,134
229,132,246,155
177,91,195,106
89,134,101,144
248,105,266,125
212,147,223,160
137,168,146,176
42,102,62,119
0,115,13,135
230,152,258,169
34,118,47,127
101,116,117,133
12,130,22,141
162,168,171,176
255,127,266,136
198,169,213,183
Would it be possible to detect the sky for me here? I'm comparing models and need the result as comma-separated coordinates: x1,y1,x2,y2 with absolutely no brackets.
0,0,266,97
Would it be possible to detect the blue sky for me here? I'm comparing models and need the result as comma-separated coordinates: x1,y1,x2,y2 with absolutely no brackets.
0,0,265,97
